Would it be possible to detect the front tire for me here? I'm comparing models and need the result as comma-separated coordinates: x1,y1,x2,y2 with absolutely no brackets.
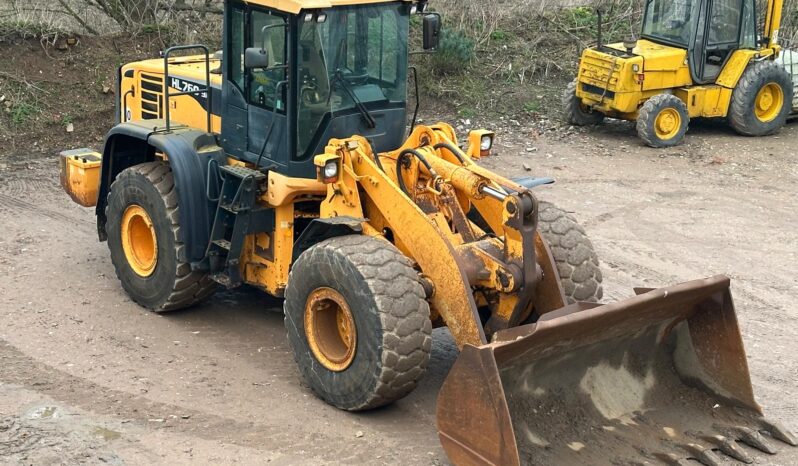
106,162,216,311
538,202,603,303
563,79,605,126
636,94,690,148
729,60,793,136
284,235,432,411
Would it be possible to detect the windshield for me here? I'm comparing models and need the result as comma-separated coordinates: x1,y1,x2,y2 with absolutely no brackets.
641,0,701,46
297,3,409,158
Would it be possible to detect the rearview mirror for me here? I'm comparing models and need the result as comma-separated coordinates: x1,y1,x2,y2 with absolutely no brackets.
423,14,441,50
245,47,269,69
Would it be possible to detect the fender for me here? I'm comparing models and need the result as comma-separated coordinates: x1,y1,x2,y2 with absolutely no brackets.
96,121,225,266
292,217,365,262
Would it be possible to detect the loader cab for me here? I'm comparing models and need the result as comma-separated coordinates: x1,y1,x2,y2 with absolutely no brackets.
220,1,417,178
641,0,757,83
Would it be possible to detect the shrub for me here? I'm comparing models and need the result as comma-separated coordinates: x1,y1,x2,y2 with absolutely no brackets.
429,28,476,75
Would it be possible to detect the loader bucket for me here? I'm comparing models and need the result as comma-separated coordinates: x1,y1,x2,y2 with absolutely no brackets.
437,276,797,465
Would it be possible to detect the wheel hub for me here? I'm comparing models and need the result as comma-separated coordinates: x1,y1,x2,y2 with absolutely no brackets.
655,108,680,139
121,205,158,277
755,83,783,123
304,288,357,372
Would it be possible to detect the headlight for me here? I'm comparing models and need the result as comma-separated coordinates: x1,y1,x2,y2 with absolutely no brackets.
632,64,640,73
324,161,339,179
481,135,493,151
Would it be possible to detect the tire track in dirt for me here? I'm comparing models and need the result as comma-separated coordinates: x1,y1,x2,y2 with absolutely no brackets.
0,338,395,462
0,192,93,232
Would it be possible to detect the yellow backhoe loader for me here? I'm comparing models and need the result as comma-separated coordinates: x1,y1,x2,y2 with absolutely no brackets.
59,0,796,464
564,0,796,147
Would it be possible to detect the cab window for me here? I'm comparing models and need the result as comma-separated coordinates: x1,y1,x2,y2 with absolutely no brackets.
248,10,287,111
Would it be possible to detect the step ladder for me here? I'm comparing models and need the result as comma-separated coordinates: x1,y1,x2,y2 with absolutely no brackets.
207,165,274,288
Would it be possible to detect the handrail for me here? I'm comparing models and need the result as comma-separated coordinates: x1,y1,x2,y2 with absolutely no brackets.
163,44,212,133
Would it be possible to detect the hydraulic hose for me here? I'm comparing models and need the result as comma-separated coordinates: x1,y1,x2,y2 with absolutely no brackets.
396,149,438,196
433,142,469,166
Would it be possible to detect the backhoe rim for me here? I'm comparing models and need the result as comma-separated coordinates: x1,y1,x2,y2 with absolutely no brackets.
304,288,357,372
654,107,681,140
121,205,158,277
755,82,783,123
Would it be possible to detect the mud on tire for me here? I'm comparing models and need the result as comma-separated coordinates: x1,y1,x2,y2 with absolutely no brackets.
562,79,605,126
106,162,216,311
538,201,603,303
729,60,793,136
284,235,432,411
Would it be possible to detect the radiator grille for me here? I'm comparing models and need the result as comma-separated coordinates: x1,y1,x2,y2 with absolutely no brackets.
139,73,163,120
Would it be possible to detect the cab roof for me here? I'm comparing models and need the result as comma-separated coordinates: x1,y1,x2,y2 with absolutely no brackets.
243,0,413,15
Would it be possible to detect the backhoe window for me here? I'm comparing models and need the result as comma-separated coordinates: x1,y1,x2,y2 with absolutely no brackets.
708,0,742,44
296,4,409,158
642,0,701,46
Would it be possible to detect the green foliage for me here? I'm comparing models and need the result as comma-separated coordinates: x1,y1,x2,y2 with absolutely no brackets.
489,29,512,42
458,107,477,118
523,101,541,113
10,102,39,126
0,20,67,41
429,28,476,75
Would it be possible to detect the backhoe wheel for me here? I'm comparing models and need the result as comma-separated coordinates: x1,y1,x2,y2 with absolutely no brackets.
562,79,604,126
636,94,689,147
538,202,603,303
284,235,432,411
729,60,793,136
106,162,216,312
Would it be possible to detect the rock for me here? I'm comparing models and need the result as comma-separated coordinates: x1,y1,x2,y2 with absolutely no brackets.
355,431,364,438
102,85,112,94
522,163,532,172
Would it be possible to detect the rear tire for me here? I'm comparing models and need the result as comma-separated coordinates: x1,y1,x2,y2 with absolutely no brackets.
636,94,689,148
538,202,603,303
729,60,793,136
106,162,216,312
563,79,605,126
284,235,432,411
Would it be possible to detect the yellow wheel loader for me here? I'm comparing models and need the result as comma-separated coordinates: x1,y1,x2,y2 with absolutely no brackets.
565,0,796,147
59,0,796,464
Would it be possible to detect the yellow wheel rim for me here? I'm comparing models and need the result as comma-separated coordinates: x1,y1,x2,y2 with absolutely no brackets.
304,288,357,372
755,83,784,123
121,205,158,277
654,108,681,140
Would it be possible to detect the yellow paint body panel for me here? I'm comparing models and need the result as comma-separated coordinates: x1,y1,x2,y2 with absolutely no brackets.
716,49,760,88
120,57,223,133
674,86,734,118
59,149,102,207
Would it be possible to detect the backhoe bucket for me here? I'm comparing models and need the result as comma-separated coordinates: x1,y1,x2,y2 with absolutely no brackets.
437,276,796,465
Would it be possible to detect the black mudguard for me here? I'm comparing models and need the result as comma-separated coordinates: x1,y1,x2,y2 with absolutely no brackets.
96,121,225,266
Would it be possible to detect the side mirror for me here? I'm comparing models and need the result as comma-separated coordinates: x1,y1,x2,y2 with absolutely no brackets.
245,47,269,69
423,14,441,50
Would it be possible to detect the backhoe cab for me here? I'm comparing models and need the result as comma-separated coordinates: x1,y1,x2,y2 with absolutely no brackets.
59,0,797,465
565,0,796,147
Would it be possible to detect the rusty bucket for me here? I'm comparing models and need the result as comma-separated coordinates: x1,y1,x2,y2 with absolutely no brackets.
437,276,797,465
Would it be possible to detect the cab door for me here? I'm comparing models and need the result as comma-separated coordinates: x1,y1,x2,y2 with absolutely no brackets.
221,5,248,158
244,9,289,169
695,0,753,82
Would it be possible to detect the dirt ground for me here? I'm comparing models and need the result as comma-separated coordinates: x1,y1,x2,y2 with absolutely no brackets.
1,108,797,464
